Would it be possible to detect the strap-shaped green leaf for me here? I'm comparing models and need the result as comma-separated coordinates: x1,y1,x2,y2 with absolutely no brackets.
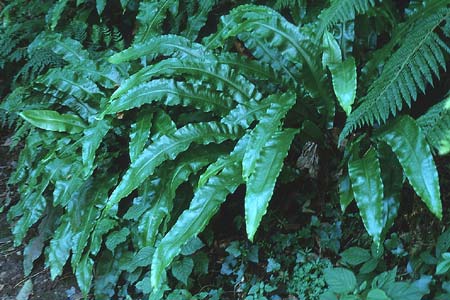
242,92,296,180
111,58,260,104
348,147,384,245
75,253,94,298
20,110,87,134
330,57,356,116
47,216,73,279
379,115,442,219
150,136,248,289
82,120,111,177
106,122,242,213
102,79,233,117
245,128,298,241
109,34,207,63
378,142,403,235
138,145,227,247
129,110,153,163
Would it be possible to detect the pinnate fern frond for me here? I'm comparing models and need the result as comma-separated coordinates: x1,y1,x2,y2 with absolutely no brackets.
417,93,450,153
340,8,450,141
316,0,377,39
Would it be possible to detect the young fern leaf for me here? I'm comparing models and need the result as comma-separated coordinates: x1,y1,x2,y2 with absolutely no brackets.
348,147,384,245
151,135,249,289
245,128,298,241
182,0,218,40
105,122,243,213
379,115,442,219
316,0,377,40
340,8,450,141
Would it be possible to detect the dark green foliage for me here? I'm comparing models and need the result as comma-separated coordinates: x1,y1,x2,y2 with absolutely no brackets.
1,0,449,299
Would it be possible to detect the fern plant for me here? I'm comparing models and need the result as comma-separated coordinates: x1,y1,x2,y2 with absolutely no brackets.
2,0,449,299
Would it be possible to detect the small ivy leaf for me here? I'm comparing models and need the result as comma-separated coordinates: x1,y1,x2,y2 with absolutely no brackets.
105,228,130,252
20,110,87,134
379,116,442,220
348,147,384,245
367,289,391,300
340,247,371,266
171,257,194,286
324,267,357,294
330,57,357,116
180,237,205,256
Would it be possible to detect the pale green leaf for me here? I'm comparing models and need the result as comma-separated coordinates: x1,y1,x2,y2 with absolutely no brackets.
340,247,371,266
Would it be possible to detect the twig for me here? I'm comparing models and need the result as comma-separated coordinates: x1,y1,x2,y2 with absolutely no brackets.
14,269,47,288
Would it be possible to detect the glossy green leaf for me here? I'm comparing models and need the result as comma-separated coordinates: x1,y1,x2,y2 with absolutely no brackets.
245,128,298,241
47,217,73,279
20,110,87,134
106,122,242,213
109,34,207,63
75,253,94,297
378,142,403,234
103,79,233,117
150,136,249,288
81,120,110,178
330,57,356,116
339,175,354,212
380,116,442,219
242,92,296,180
322,30,342,68
138,146,225,247
348,147,384,245
111,58,260,104
130,110,153,163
